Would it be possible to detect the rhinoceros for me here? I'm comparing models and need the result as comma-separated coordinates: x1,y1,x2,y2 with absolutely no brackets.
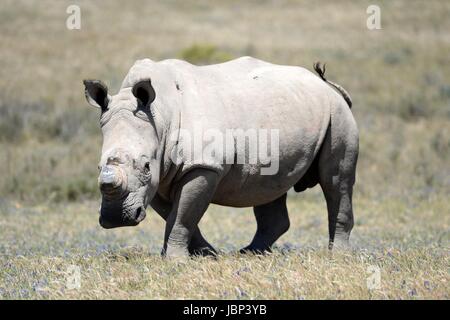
83,57,358,257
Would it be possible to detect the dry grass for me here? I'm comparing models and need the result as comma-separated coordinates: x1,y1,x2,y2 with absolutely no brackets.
0,193,448,299
0,0,449,299
1,0,449,202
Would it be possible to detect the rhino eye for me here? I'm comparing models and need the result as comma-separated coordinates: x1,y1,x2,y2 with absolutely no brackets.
144,162,150,172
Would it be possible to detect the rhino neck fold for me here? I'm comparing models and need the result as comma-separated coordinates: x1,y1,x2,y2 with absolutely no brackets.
154,108,182,202
153,103,182,195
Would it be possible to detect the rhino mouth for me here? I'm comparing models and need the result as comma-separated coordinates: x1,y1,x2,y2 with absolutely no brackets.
99,192,147,229
99,206,146,229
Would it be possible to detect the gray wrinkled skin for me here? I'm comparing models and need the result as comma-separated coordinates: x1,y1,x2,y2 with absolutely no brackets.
83,56,359,257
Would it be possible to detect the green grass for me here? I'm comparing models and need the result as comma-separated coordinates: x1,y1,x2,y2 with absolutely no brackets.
0,0,449,299
178,43,234,65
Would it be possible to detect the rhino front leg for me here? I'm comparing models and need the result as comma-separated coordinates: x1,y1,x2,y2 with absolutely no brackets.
150,193,217,256
162,169,219,258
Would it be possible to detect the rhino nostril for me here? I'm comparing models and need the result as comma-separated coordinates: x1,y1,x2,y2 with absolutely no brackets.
134,207,146,222
144,162,150,174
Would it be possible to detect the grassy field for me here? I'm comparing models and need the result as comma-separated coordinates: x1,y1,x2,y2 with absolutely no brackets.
1,194,448,299
0,0,449,299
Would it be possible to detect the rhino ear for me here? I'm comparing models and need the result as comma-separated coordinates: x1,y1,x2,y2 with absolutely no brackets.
83,79,110,111
132,79,156,108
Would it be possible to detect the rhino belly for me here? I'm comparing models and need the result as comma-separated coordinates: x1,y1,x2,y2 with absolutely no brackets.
212,145,316,207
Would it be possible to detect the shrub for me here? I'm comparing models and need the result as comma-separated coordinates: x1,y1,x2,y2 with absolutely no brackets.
178,44,233,65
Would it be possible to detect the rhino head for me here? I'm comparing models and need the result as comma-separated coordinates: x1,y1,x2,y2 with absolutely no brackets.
83,78,161,228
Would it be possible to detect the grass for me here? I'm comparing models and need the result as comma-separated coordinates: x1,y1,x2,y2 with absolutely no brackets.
1,0,449,202
178,43,234,65
0,193,448,299
0,0,449,299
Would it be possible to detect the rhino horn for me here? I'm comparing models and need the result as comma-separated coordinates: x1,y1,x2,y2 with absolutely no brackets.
98,165,126,194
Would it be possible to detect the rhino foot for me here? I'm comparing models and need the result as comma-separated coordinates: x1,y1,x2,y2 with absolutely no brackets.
188,229,217,257
328,236,351,251
188,244,217,257
239,244,272,255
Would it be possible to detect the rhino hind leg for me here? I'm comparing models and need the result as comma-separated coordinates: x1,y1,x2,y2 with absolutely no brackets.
317,110,358,250
187,228,217,257
240,193,290,254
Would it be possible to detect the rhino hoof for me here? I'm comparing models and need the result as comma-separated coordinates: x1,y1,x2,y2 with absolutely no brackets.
239,246,272,255
189,247,218,258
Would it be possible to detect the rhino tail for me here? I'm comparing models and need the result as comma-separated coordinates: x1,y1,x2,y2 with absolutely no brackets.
313,61,352,109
